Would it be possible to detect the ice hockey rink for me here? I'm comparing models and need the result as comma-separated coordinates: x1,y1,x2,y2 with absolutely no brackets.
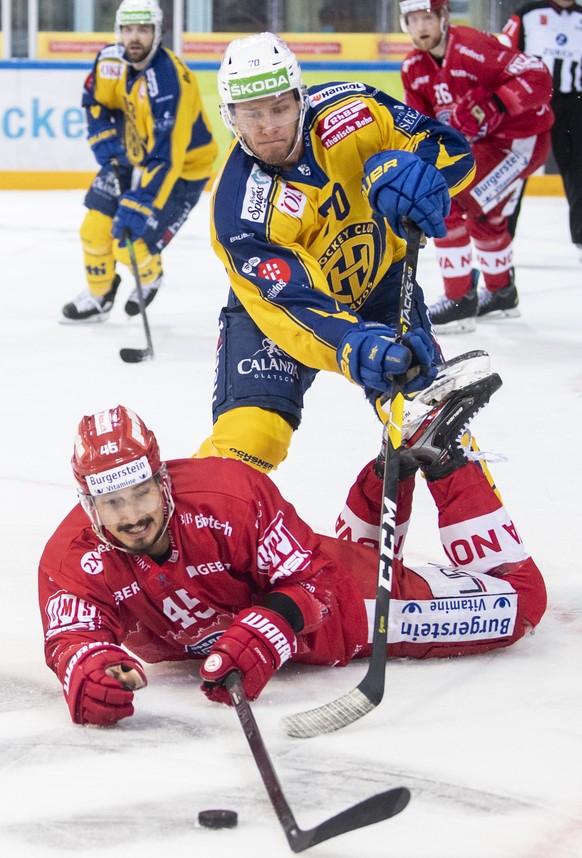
1,188,581,858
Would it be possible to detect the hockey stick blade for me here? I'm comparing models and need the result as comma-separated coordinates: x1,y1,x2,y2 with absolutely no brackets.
119,231,155,363
119,346,153,363
281,685,379,739
286,786,410,853
225,672,410,852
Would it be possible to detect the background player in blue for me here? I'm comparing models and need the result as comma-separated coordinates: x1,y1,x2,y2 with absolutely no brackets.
62,0,217,323
196,32,502,548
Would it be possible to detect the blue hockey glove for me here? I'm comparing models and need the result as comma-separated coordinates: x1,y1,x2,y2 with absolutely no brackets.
90,129,129,169
112,192,156,243
337,322,437,394
363,150,451,239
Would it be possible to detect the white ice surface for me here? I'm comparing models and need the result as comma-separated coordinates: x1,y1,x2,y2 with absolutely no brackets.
1,190,581,858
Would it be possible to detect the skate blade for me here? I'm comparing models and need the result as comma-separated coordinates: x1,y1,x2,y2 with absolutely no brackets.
478,307,521,320
432,318,477,334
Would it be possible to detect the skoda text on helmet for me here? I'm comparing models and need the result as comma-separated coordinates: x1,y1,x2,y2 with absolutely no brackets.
399,0,450,35
115,0,163,69
217,32,308,162
72,405,174,551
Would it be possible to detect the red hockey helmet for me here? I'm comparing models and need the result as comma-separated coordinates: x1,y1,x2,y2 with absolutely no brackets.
399,0,449,13
72,405,162,497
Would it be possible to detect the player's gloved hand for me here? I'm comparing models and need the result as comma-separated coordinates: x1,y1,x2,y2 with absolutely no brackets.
62,642,147,726
449,87,504,140
200,608,297,705
112,192,156,243
363,150,450,239
91,133,130,169
337,322,437,394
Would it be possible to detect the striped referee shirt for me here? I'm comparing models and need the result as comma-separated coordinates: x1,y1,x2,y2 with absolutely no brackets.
500,2,582,94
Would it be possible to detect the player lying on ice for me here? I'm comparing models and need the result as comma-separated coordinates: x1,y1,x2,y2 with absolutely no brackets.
39,399,546,726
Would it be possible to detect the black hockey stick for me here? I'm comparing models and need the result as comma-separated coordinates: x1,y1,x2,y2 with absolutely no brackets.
110,159,154,363
281,221,423,738
119,230,155,363
225,672,410,852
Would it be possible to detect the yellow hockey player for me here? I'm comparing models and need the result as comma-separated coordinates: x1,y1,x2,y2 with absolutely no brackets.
62,0,217,323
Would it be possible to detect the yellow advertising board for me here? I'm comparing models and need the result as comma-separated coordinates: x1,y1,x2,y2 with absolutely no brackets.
37,31,413,62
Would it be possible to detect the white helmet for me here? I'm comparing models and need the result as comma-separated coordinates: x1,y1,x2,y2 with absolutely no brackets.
115,0,163,67
218,32,307,160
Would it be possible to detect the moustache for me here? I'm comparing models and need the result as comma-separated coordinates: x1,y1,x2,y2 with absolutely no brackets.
117,516,154,534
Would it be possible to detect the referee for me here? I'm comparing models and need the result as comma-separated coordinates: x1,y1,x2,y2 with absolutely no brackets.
501,1,582,258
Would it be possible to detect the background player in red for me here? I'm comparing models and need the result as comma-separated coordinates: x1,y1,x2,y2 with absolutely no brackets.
399,0,554,333
39,403,546,726
499,0,582,263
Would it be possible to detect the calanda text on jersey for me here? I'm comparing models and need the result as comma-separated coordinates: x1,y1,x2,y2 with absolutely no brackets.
83,44,217,209
211,81,476,375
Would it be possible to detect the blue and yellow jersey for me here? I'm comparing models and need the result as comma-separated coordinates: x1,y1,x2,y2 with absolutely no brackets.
83,44,217,208
211,81,475,374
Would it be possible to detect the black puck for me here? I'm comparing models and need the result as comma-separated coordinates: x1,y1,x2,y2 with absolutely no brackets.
198,809,238,829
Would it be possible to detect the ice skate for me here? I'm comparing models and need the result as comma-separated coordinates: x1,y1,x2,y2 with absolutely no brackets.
375,350,493,478
429,270,479,334
124,277,162,317
61,274,121,323
401,349,491,442
400,372,502,481
477,268,520,319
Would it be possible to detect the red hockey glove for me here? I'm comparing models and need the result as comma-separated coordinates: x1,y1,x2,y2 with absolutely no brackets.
450,87,504,140
62,642,147,726
200,608,297,705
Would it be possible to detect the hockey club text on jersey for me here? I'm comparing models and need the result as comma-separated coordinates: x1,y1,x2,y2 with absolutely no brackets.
317,222,381,306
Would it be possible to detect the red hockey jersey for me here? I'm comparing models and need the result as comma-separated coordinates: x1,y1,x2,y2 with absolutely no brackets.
39,458,546,686
39,457,370,685
401,25,554,140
